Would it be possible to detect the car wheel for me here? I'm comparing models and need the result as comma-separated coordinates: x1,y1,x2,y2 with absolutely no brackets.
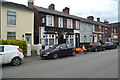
71,51,76,56
53,53,58,59
95,48,98,52
11,57,21,66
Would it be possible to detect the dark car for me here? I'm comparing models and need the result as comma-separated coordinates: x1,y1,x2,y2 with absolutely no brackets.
40,44,76,59
104,42,117,49
87,42,105,52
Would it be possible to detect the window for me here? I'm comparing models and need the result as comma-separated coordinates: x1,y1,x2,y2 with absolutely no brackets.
0,46,4,52
99,35,102,40
7,32,16,40
93,25,95,32
59,17,63,27
76,21,80,29
112,28,113,33
7,11,16,26
46,15,54,26
70,35,74,45
114,29,116,33
105,28,107,33
67,19,73,28
99,26,101,32
49,34,54,45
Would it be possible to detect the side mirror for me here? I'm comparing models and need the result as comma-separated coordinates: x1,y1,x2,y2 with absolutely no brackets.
49,47,51,48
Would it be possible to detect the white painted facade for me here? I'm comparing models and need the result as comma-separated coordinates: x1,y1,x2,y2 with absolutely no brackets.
80,22,93,43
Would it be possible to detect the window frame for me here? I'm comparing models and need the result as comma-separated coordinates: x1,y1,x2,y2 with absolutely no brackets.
7,11,16,26
76,21,80,29
46,15,54,27
7,32,16,40
67,19,73,29
58,17,63,28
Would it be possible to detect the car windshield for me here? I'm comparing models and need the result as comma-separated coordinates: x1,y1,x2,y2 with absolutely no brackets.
50,45,60,49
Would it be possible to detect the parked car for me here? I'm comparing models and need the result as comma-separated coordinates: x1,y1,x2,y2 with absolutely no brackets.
87,42,105,52
104,42,117,49
0,45,24,66
40,44,76,59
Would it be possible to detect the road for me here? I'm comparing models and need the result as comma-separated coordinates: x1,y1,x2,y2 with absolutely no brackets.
2,48,118,78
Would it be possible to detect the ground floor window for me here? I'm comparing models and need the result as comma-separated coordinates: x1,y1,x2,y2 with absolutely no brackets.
66,35,74,44
7,32,16,40
44,34,55,45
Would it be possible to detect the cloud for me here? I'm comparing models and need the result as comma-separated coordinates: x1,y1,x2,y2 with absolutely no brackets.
6,0,119,23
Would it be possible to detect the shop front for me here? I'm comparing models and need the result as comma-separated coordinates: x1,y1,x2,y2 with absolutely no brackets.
40,26,74,48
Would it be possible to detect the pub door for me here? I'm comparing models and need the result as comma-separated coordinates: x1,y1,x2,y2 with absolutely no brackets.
75,33,80,48
58,34,66,44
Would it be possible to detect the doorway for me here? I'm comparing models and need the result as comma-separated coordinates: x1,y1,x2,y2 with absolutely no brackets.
25,34,32,44
58,34,66,44
75,33,80,48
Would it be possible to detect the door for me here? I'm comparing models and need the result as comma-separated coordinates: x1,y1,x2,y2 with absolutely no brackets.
58,34,66,44
25,34,32,44
59,44,67,57
75,33,80,48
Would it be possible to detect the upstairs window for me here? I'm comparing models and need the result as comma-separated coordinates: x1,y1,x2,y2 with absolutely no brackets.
114,29,116,33
59,17,63,28
99,26,101,32
105,28,107,33
46,15,54,26
76,21,80,29
7,11,16,26
67,19,73,29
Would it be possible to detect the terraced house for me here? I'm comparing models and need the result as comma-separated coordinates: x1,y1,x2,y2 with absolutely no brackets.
0,1,34,44
28,0,118,48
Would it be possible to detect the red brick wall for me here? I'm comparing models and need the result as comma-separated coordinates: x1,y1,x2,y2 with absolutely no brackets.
54,16,58,27
95,25,99,32
73,20,76,29
63,18,67,28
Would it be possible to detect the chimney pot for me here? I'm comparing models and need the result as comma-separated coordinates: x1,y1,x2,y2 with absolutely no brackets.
97,17,100,22
49,4,55,10
28,0,34,7
87,16,94,20
63,7,70,14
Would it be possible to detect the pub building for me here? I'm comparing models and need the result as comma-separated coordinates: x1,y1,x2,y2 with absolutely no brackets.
28,0,82,48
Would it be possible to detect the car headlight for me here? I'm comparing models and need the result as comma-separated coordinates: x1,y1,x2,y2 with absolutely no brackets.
46,52,50,55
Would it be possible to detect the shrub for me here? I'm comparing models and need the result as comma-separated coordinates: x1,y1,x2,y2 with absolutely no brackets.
1,39,27,56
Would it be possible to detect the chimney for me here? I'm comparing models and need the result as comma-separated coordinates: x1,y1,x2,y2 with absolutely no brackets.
49,4,55,10
97,17,100,22
28,0,34,7
63,7,70,14
87,16,94,20
104,20,109,24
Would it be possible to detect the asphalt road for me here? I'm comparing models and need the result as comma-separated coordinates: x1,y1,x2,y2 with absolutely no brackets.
2,48,118,78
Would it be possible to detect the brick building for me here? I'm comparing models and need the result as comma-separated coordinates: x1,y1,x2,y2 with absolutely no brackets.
28,0,118,48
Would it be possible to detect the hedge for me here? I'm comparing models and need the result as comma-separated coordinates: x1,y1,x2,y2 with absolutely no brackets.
0,39,27,56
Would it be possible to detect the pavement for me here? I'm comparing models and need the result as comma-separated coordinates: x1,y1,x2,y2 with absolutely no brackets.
2,48,118,78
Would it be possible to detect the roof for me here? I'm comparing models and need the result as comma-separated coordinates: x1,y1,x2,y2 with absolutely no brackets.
2,1,33,12
109,22,120,29
33,5,109,27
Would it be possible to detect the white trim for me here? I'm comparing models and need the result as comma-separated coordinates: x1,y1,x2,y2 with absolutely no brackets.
58,17,63,28
6,29,17,32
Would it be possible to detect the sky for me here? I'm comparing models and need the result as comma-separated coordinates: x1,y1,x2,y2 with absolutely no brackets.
5,0,119,23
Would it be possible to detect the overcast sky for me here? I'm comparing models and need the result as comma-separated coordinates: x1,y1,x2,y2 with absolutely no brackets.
5,0,119,23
